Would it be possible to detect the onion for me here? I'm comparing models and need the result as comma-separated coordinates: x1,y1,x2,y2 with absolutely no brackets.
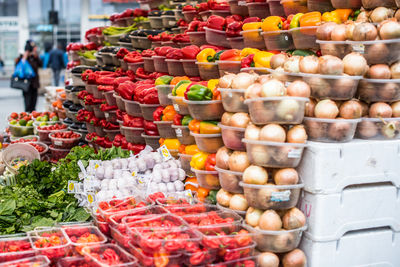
229,112,250,128
358,120,378,138
260,79,286,97
316,22,337,40
259,124,286,142
367,64,391,79
270,54,288,69
283,56,301,73
342,52,368,76
305,98,316,117
243,165,268,185
286,125,307,143
245,83,262,99
356,11,369,23
396,9,400,21
328,119,352,141
314,99,339,119
221,112,234,125
282,207,306,230
274,168,299,185
370,7,394,23
318,55,344,75
231,72,257,89
286,80,311,98
228,151,250,172
216,147,232,169
219,73,236,88
360,101,369,116
229,194,248,211
379,20,400,40
345,22,356,40
282,249,307,267
390,61,400,78
339,100,363,119
299,56,319,74
259,210,282,231
216,189,232,207
245,124,261,140
366,43,390,63
258,75,271,84
331,24,347,41
379,82,398,100
391,101,400,117
276,99,301,121
369,102,393,118
258,252,280,267
245,207,263,227
352,23,378,41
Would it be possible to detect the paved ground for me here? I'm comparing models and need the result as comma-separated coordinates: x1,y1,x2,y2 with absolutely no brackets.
0,79,45,131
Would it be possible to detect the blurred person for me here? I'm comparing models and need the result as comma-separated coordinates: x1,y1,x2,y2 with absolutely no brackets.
0,57,5,75
40,42,52,69
15,40,42,112
48,43,65,86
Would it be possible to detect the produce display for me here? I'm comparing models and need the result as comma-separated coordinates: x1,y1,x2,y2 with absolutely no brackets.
1,0,400,266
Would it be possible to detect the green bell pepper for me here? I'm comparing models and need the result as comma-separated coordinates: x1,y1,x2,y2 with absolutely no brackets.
289,13,304,29
206,190,218,205
186,84,213,101
182,115,193,126
291,49,316,57
155,75,173,86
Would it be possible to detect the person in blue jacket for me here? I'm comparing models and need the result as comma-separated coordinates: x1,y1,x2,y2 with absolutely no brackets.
48,43,66,86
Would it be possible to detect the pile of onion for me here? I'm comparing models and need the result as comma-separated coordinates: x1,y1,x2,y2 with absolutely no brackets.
216,189,248,211
245,78,311,99
245,207,306,231
258,249,307,267
216,146,250,172
245,123,307,144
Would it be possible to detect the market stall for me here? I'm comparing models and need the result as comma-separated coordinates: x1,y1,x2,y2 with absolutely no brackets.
0,0,399,266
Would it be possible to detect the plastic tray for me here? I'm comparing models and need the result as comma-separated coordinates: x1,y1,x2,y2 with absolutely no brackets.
241,67,271,75
28,228,70,262
356,117,400,140
141,133,160,150
49,145,70,161
128,242,182,267
216,203,247,217
196,62,220,80
228,0,249,16
49,132,81,149
94,125,106,137
183,10,197,22
307,0,333,12
56,256,90,267
245,224,306,253
304,117,360,143
227,37,245,49
183,99,225,121
97,195,147,220
241,29,266,49
206,256,258,267
245,97,308,125
139,104,159,121
123,99,142,117
82,243,138,267
121,126,145,144
361,0,396,8
215,166,243,193
166,59,186,76
148,16,163,29
199,10,211,21
0,234,35,263
109,206,169,228
172,125,194,145
217,60,242,76
85,84,97,94
347,39,400,65
36,127,66,143
181,59,200,77
168,94,190,115
357,78,400,102
240,181,303,210
104,129,120,141
138,37,152,50
205,27,230,48
243,139,307,168
331,0,361,8
191,168,220,190
210,10,231,17
143,57,155,73
93,105,105,119
246,2,270,18
218,88,248,113
156,85,173,106
290,26,319,50
162,15,177,28
262,30,294,51
154,121,176,138
152,55,168,73
0,255,50,267
191,132,224,153
268,0,285,16
127,62,144,72
178,153,194,175
92,215,110,237
280,0,308,16
63,226,107,255
218,123,246,151
187,32,207,46
103,91,117,106
8,124,34,137
316,40,350,59
104,110,118,124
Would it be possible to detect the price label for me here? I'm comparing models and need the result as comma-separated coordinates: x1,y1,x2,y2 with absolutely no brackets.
238,0,246,5
352,43,365,54
158,145,172,161
173,104,180,112
271,190,291,202
288,149,302,159
54,140,63,146
77,160,87,176
105,112,109,118
68,181,76,193
175,128,183,137
87,193,96,204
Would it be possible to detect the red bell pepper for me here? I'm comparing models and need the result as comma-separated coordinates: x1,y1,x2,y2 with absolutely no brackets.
117,81,136,100
154,46,174,57
153,106,164,121
181,45,200,59
205,153,216,171
243,17,261,24
173,114,184,125
142,49,156,57
166,48,184,60
116,48,129,59
226,21,243,37
124,51,143,63
172,34,190,44
241,54,254,68
207,16,226,31
225,15,243,25
183,5,197,12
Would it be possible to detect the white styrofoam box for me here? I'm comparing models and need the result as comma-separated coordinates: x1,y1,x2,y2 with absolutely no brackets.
298,183,400,241
297,139,400,194
300,227,400,267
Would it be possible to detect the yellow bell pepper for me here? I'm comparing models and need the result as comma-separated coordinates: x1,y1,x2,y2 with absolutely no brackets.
242,22,263,41
240,48,260,58
261,16,283,32
175,82,191,97
207,79,219,91
190,151,209,170
322,11,341,24
243,22,262,31
161,138,181,150
196,48,216,62
185,144,200,155
253,51,274,68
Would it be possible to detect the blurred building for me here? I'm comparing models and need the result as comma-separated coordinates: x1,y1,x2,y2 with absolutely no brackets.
0,0,138,69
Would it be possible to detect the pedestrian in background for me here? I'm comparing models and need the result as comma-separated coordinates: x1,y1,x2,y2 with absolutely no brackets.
15,40,42,112
48,43,65,86
40,42,52,69
0,57,5,76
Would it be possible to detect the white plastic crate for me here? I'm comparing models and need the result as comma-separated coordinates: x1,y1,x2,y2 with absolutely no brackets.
298,183,400,241
300,227,400,267
297,140,400,194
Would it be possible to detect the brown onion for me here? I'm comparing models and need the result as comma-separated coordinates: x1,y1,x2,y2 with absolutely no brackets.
352,23,378,41
369,102,393,118
367,64,391,79
379,20,400,40
231,72,258,89
370,7,394,23
299,56,319,74
282,249,307,267
260,79,286,97
356,11,369,23
358,120,378,138
274,168,299,185
216,147,232,169
259,210,282,231
286,125,307,143
270,54,288,69
259,124,286,142
245,124,261,140
342,52,368,76
345,22,356,40
331,24,347,41
314,99,339,119
318,55,344,75
339,100,363,119
304,98,316,117
245,83,262,99
316,22,337,40
391,101,400,117
216,189,232,207
228,151,250,172
282,208,306,230
283,56,302,73
229,194,248,211
229,112,250,128
366,43,390,64
360,101,369,116
221,112,234,125
243,165,268,185
328,119,352,141
258,252,280,267
219,73,236,88
286,80,311,98
390,61,400,78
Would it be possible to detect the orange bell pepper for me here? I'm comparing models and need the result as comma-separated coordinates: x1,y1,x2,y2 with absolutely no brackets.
197,187,210,202
162,105,176,121
179,144,186,154
185,144,200,155
261,16,283,32
170,76,190,86
299,12,321,27
188,119,201,134
185,177,198,192
335,9,353,23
